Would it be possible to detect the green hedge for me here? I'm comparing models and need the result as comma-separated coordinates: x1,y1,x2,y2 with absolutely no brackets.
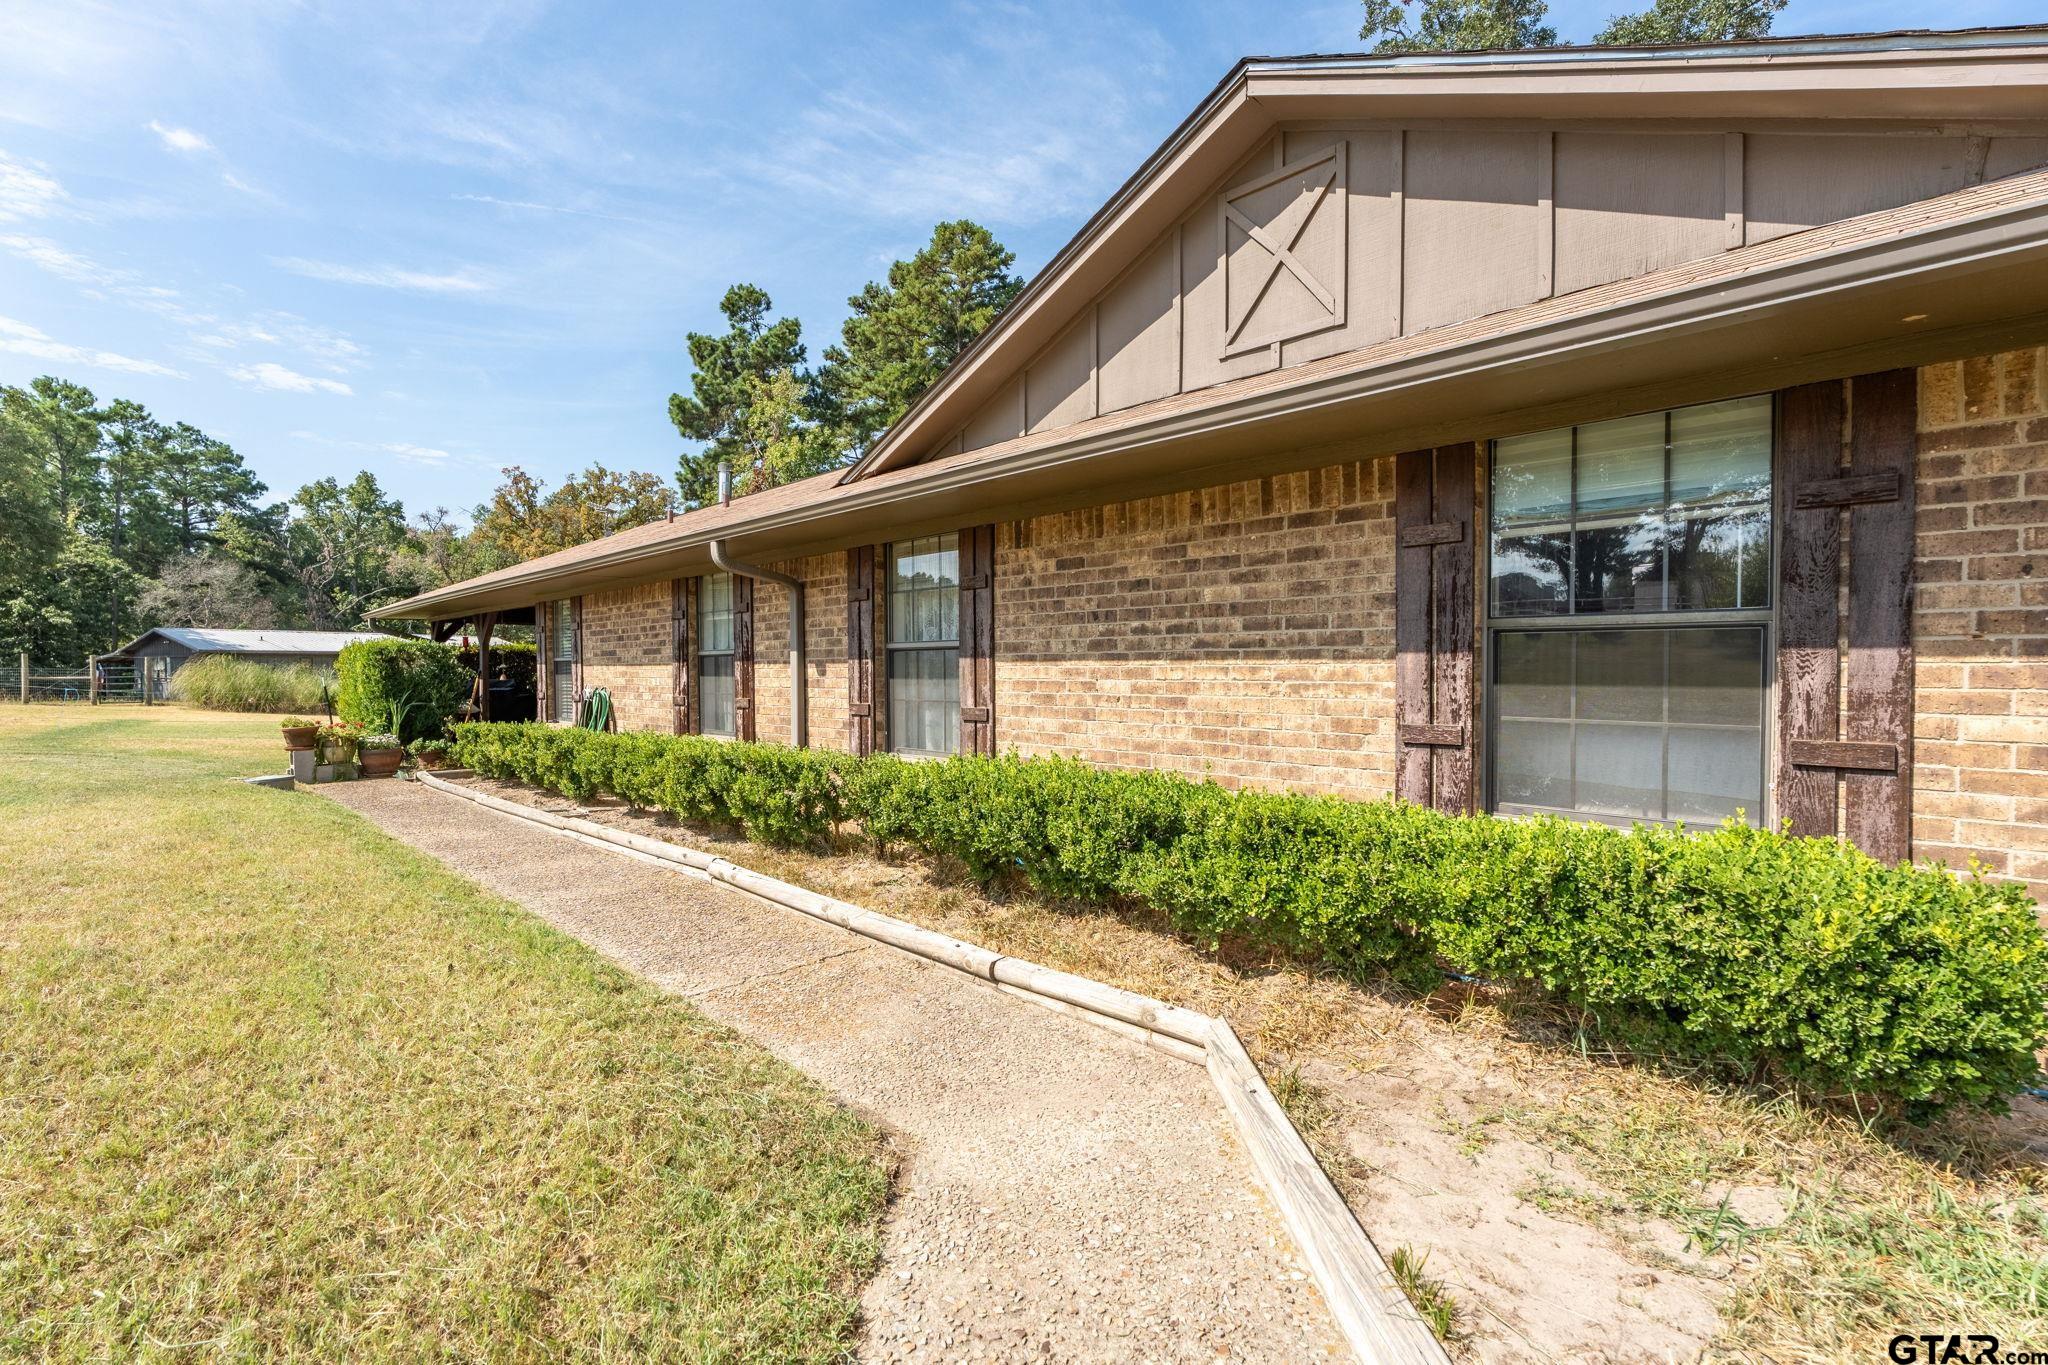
450,723,2048,1113
336,638,472,744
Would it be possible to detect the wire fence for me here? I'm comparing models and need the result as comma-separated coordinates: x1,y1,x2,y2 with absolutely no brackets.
6,656,150,704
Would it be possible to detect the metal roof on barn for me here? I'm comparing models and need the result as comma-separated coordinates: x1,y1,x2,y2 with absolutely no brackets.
100,628,393,659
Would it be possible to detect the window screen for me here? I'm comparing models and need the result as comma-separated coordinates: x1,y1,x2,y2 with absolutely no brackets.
886,534,959,756
697,573,735,737
550,598,576,724
1487,397,1772,827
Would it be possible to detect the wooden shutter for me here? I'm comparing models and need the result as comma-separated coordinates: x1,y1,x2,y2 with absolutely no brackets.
570,596,585,718
847,546,876,756
1774,370,1917,862
670,578,688,736
1394,443,1476,813
733,575,756,742
534,602,549,724
959,524,996,756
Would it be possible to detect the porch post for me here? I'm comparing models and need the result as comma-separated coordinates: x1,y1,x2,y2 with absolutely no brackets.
473,612,497,723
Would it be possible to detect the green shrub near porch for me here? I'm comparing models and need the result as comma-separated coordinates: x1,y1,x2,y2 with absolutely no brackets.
449,722,2048,1113
335,637,472,744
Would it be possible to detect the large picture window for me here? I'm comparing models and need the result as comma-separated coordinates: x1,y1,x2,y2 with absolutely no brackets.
549,598,576,724
697,572,736,737
1487,397,1772,827
886,533,959,757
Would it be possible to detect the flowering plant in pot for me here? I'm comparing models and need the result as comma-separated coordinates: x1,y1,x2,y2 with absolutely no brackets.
407,737,453,771
281,716,321,751
357,733,404,778
318,721,365,765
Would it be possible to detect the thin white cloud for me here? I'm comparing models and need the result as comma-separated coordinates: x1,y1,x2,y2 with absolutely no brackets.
0,151,66,222
451,192,650,225
227,361,352,395
0,234,363,373
0,314,183,377
0,232,120,286
290,429,486,467
271,256,495,295
146,120,213,154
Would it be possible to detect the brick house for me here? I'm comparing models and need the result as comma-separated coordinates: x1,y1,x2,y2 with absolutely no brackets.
376,28,2048,897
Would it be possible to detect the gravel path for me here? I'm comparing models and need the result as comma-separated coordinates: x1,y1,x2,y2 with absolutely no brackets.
322,779,1344,1362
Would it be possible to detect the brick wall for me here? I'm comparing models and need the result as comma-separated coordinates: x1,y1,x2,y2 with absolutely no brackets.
754,552,852,753
581,581,673,733
996,446,1398,797
1913,346,2048,898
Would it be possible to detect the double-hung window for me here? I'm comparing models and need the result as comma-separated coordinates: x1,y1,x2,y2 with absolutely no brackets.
1488,396,1772,827
549,598,577,724
697,572,736,738
886,533,959,756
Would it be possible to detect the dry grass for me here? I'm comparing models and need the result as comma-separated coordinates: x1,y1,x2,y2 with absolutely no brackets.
0,708,890,1361
505,782,2048,1361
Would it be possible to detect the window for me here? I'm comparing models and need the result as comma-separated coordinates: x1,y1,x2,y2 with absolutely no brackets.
1487,397,1771,826
549,599,577,724
886,533,959,756
697,572,736,737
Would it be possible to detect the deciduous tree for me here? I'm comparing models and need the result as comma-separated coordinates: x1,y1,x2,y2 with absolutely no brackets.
136,551,278,630
1595,0,1784,44
471,464,678,565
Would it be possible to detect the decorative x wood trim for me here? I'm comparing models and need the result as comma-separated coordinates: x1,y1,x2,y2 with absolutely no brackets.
1218,143,1348,357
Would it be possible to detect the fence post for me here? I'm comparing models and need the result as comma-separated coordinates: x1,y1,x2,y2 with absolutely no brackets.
88,655,98,706
18,652,27,705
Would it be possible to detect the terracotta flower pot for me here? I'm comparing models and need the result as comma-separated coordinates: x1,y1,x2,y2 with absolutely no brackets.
282,725,319,751
359,747,404,778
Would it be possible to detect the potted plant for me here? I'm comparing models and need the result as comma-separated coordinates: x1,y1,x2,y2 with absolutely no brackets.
408,737,453,771
281,716,320,751
318,721,364,766
358,733,404,778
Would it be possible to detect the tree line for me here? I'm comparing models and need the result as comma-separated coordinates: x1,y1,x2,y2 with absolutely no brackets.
0,378,680,664
1359,0,1782,53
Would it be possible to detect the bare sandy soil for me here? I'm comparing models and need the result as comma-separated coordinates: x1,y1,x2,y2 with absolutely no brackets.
323,777,1347,1363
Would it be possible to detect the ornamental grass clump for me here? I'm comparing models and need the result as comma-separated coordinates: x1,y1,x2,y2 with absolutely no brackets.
448,721,2048,1112
166,656,332,713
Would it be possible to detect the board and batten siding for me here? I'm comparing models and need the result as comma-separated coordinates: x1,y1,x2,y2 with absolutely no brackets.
932,125,2048,462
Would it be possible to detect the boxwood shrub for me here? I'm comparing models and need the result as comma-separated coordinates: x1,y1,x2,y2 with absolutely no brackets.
449,722,2048,1113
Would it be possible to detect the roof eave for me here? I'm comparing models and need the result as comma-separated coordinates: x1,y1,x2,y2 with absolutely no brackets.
375,184,2048,623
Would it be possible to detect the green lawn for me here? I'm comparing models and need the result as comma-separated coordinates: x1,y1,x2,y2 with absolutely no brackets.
0,705,890,1361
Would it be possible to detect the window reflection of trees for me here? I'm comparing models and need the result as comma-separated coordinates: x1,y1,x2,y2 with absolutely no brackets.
1490,400,1770,617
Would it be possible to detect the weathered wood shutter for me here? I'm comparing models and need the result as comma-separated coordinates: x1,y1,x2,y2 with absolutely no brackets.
1774,370,1917,862
534,601,549,724
847,546,876,756
1394,443,1476,813
570,596,585,717
959,524,996,756
670,578,689,736
733,575,756,742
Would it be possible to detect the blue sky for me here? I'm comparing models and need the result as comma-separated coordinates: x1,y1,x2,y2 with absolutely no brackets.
1,0,2039,524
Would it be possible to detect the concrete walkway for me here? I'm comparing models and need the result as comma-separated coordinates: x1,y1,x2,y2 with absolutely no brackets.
322,779,1343,1363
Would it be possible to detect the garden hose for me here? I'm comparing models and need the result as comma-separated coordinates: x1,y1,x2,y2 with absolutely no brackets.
578,687,614,733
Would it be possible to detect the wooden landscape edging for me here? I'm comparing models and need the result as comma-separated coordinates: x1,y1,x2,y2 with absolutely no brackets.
404,769,1449,1365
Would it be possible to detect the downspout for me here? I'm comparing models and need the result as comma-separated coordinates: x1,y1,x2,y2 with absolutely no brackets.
710,538,806,748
